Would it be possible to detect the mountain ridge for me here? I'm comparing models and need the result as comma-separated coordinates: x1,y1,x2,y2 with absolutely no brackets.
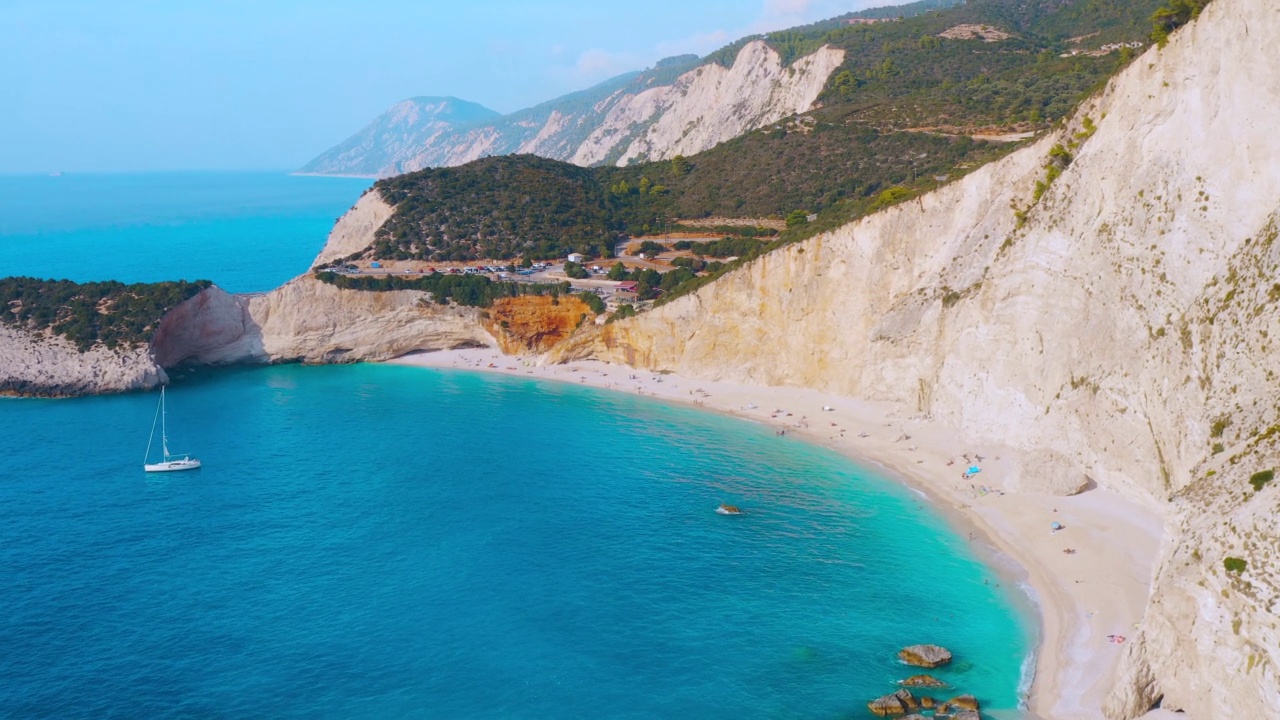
300,40,841,177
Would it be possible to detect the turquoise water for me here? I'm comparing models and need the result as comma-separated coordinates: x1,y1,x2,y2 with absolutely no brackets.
0,173,1032,717
1,365,1030,717
0,172,370,292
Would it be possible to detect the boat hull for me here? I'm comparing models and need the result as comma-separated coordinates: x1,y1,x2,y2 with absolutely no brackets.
144,459,202,473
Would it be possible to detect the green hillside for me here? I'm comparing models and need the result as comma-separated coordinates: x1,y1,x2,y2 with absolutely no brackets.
338,0,1180,303
0,278,211,352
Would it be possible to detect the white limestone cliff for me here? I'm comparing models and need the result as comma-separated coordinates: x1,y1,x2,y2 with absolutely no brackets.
312,191,395,267
0,324,167,397
609,42,844,166
307,42,844,176
549,0,1280,716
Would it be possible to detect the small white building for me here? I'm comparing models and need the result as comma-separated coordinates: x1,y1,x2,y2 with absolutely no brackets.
567,253,585,263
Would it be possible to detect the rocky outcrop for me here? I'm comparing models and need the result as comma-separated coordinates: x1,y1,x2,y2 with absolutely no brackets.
900,674,949,688
240,276,492,364
608,42,843,166
547,0,1280,716
1,273,495,397
482,295,596,354
0,324,167,397
940,694,980,712
311,191,395,267
302,42,843,176
868,689,919,716
152,286,261,367
898,645,954,669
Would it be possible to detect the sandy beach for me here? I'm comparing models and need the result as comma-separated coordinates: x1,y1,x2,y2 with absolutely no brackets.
390,347,1166,720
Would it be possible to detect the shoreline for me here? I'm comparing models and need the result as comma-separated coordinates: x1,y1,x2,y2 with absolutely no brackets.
390,347,1165,720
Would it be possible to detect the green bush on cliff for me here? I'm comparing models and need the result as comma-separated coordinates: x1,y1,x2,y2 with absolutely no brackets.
1248,469,1274,492
314,270,563,309
1152,0,1212,46
1223,556,1247,574
577,292,606,315
0,277,211,352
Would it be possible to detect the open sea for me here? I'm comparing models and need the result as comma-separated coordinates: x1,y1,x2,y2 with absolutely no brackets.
0,172,1032,718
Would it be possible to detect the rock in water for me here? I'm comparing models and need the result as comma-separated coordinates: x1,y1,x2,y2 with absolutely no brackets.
897,644,953,668
945,694,979,711
867,688,918,716
900,674,949,688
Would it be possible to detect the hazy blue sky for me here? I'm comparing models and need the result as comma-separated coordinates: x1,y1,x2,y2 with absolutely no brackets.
2,0,899,173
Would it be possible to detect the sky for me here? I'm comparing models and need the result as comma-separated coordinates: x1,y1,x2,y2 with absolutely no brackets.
1,0,903,173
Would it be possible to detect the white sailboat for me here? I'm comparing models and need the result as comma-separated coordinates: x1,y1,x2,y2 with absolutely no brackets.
143,386,201,472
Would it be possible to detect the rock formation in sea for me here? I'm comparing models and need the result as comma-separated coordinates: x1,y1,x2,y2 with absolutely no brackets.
898,644,954,668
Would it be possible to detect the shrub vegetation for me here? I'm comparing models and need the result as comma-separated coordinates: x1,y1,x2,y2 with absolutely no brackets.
0,277,210,352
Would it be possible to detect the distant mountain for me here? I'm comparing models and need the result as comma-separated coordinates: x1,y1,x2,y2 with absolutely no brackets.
300,41,844,177
300,0,1149,179
299,97,500,176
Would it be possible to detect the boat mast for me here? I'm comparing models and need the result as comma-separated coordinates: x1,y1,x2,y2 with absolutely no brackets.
161,386,170,461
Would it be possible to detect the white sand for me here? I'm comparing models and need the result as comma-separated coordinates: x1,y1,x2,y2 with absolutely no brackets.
391,348,1165,719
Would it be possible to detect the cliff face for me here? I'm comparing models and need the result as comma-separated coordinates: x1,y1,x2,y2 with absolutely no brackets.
311,191,395,267
0,324,167,397
482,295,596,355
606,43,844,166
301,41,843,177
550,0,1280,715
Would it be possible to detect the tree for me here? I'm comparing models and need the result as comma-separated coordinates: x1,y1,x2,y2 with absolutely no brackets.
607,262,629,281
564,261,589,279
637,240,667,257
639,177,652,195
832,70,859,95
785,209,809,228
1152,0,1210,45
519,257,533,268
671,155,691,176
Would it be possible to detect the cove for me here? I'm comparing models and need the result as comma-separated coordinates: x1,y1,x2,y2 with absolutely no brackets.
0,363,1030,718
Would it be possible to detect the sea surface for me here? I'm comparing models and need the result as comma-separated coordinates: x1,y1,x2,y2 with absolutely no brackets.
0,172,370,293
0,173,1032,718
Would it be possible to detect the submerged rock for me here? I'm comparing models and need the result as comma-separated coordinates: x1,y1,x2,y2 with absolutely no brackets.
945,694,980,711
898,644,953,668
900,674,948,688
867,688,918,716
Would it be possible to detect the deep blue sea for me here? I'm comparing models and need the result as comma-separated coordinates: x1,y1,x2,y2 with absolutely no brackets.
0,172,370,292
0,173,1032,718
